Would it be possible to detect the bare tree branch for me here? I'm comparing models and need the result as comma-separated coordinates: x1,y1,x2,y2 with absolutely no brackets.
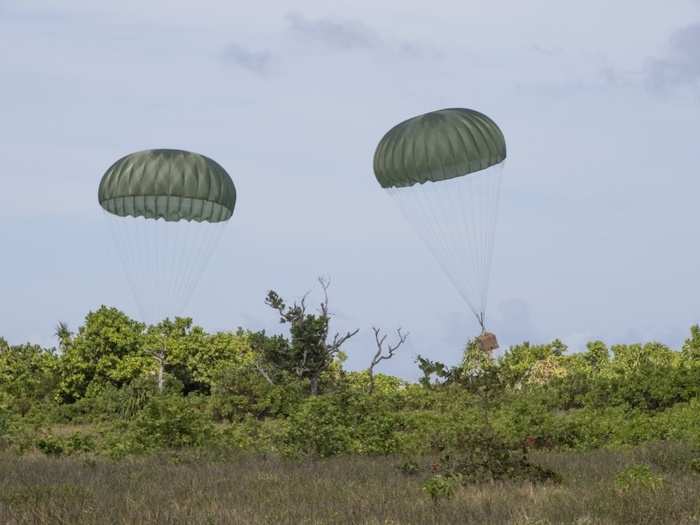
254,361,275,386
318,276,330,318
329,329,360,355
368,326,408,393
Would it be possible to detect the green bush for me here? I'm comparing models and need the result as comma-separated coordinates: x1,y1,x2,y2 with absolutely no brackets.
106,395,214,456
0,408,11,450
614,464,664,492
422,473,462,503
283,389,405,457
209,366,304,422
284,394,354,457
65,432,96,454
217,417,289,454
437,427,561,485
690,458,700,474
36,435,65,456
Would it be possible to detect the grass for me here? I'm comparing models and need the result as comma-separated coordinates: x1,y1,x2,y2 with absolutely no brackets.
1,442,699,524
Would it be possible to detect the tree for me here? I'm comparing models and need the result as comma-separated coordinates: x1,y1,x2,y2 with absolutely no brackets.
496,340,567,390
144,317,195,393
416,355,451,388
605,342,681,410
57,306,146,402
679,325,700,398
682,325,700,362
144,321,253,395
258,277,359,395
368,327,407,394
582,341,610,371
54,322,73,353
458,338,496,382
0,343,57,414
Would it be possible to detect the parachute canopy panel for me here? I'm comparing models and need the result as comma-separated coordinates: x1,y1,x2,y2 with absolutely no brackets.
98,149,236,223
373,108,506,189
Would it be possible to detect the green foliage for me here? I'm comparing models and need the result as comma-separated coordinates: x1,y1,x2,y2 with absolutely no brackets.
209,364,303,421
122,395,214,452
0,343,57,414
436,427,562,485
397,459,419,475
283,388,404,457
496,339,567,389
259,281,358,395
344,370,406,396
36,435,64,456
5,306,700,462
416,355,450,388
614,464,664,492
56,306,147,402
690,458,700,474
0,407,11,450
34,431,97,457
422,473,462,503
64,432,97,454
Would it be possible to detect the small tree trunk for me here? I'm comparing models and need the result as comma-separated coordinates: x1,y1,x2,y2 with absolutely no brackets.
309,374,320,396
368,368,375,394
155,347,165,393
157,359,164,393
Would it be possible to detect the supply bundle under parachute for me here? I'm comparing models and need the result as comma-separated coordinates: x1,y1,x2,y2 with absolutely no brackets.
373,108,506,341
98,149,236,324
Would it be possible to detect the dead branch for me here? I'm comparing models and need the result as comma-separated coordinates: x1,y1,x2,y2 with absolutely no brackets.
318,276,330,318
368,327,408,393
328,329,360,355
254,361,275,386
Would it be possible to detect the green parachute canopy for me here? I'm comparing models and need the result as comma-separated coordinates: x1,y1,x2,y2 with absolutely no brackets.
373,108,506,189
372,107,507,332
98,149,236,222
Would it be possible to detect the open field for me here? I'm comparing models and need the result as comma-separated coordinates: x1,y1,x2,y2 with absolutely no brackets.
1,443,700,525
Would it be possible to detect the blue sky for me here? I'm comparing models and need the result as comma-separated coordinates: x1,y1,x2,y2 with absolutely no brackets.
1,1,699,379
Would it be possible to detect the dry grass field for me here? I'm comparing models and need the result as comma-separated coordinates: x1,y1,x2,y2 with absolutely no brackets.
1,443,699,524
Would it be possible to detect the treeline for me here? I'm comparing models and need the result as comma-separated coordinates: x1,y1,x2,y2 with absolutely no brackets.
1,290,700,460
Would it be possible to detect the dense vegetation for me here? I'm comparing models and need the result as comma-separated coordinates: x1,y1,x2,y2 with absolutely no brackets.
2,283,700,522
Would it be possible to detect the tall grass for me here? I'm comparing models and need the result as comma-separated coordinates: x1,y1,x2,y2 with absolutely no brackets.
1,442,699,524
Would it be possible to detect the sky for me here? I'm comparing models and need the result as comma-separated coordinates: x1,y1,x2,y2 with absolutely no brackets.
1,1,699,379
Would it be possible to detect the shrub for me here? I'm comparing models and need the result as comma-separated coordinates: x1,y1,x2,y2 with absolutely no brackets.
65,432,96,454
690,458,700,474
281,389,407,457
422,473,462,503
437,427,561,485
36,435,64,456
614,464,664,493
0,407,9,440
209,366,304,422
108,395,214,455
284,394,353,457
397,460,419,475
217,417,288,454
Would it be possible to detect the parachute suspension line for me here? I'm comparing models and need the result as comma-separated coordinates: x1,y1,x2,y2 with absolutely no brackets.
389,183,478,318
105,209,133,311
477,311,486,333
104,212,228,326
386,163,503,329
175,219,227,319
481,162,503,321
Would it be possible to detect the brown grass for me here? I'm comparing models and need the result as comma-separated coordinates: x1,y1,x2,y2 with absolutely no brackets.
1,443,699,524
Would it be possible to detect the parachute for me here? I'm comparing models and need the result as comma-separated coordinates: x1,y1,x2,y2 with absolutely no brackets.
373,108,507,332
98,149,236,324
